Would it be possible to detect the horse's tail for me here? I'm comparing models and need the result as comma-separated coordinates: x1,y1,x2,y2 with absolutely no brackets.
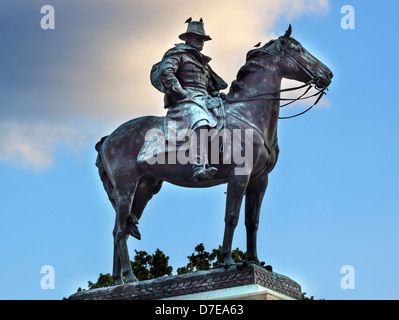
95,136,116,208
95,135,141,240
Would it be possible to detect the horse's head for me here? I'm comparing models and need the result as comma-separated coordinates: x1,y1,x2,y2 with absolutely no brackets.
275,25,333,89
227,25,333,102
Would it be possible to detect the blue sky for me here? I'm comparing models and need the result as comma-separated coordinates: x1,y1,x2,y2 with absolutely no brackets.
1,0,398,300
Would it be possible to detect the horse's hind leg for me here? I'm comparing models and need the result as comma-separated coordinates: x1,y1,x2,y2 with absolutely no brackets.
113,177,163,284
113,182,138,284
112,240,122,285
128,176,163,237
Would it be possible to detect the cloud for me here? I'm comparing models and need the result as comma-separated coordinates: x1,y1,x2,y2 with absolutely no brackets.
0,122,82,170
0,0,330,169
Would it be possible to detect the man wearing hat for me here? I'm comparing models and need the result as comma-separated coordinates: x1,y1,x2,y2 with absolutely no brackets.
151,18,228,182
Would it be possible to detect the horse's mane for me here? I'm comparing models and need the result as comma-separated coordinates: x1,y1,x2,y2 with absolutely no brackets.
227,38,297,97
227,40,274,96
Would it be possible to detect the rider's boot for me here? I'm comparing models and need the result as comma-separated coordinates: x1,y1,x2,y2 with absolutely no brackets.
191,157,218,182
191,155,218,182
190,126,218,182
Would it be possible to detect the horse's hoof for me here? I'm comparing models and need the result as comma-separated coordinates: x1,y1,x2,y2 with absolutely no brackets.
126,277,138,284
125,274,138,283
113,279,123,286
219,257,236,269
246,258,261,266
128,224,141,240
264,265,273,272
128,216,141,240
122,270,139,284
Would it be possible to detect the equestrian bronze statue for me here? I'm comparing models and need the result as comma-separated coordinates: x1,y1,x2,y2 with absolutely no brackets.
95,20,333,285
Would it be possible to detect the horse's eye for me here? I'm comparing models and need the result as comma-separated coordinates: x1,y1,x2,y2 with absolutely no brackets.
289,43,302,52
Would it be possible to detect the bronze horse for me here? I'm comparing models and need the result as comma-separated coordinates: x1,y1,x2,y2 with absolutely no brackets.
95,26,333,285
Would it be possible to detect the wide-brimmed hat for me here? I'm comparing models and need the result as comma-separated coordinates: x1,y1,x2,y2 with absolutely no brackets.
179,18,212,41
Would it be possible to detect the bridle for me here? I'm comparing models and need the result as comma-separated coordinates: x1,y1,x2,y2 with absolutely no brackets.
278,47,327,119
224,39,328,120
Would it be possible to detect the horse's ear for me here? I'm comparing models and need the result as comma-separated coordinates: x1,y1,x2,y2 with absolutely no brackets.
283,24,292,38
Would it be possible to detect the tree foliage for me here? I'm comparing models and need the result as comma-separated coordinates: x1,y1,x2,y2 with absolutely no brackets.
77,273,114,292
301,292,315,300
77,248,172,291
177,243,246,274
131,248,173,281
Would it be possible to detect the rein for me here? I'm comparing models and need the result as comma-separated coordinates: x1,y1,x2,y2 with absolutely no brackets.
278,88,326,119
224,83,326,119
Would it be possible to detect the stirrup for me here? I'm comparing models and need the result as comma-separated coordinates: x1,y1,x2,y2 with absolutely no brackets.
191,164,218,182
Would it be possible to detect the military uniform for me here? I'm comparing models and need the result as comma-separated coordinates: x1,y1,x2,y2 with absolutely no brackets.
150,19,227,181
150,18,227,132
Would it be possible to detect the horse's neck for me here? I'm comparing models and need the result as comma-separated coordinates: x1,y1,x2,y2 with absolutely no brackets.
226,68,282,149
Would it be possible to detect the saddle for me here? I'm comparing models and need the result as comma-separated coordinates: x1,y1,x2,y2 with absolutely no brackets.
137,97,227,166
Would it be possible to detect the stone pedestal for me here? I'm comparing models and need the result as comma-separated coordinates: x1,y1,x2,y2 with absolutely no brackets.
68,264,301,300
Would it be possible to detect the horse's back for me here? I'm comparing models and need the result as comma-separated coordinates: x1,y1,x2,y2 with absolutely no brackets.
100,115,165,166
109,115,164,139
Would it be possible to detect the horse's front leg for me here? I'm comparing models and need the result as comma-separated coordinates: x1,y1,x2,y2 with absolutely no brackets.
245,174,268,265
221,175,250,266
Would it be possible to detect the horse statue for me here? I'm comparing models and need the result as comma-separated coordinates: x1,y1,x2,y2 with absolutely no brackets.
95,25,333,285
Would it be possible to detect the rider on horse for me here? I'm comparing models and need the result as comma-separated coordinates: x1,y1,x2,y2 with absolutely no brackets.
150,18,228,182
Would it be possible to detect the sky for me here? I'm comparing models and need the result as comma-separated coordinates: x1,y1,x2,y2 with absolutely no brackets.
0,0,398,300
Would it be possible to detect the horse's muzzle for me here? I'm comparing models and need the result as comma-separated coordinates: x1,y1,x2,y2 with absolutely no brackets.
315,71,333,89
